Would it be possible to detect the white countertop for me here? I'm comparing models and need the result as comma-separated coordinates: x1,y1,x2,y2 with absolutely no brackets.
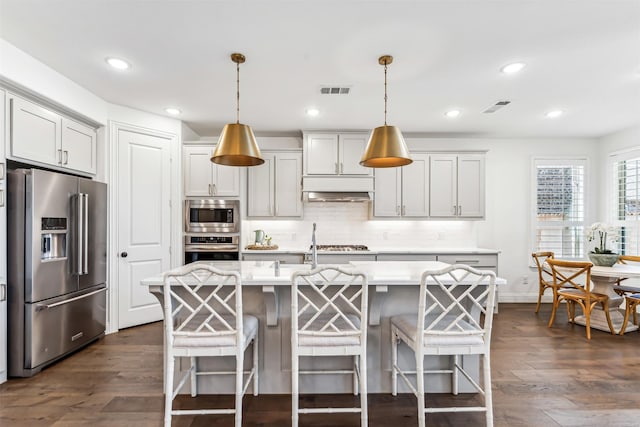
241,247,501,255
141,260,506,287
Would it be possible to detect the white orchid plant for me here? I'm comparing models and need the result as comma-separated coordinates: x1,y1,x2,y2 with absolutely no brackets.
587,222,619,254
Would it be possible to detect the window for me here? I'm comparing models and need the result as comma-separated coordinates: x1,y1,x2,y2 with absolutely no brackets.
532,159,586,257
612,152,640,255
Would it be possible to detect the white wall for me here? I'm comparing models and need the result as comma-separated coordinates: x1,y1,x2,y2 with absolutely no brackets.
598,125,640,221
244,136,600,303
0,39,107,125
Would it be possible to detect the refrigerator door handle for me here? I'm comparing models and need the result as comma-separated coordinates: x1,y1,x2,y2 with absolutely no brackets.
35,287,107,311
76,193,84,275
83,193,89,274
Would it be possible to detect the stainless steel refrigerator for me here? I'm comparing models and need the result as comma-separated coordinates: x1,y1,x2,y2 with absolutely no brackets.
7,168,107,377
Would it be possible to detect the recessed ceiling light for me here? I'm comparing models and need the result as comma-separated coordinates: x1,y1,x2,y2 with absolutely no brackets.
106,57,131,70
500,62,526,74
165,108,181,115
306,108,320,117
445,110,461,118
546,110,563,118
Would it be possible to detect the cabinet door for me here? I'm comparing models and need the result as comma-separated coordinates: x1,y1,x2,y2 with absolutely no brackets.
457,154,485,218
61,118,97,174
183,146,214,197
305,134,339,175
247,154,274,216
373,167,401,217
212,163,240,197
339,133,371,176
429,154,458,217
275,152,302,217
401,153,429,217
9,96,61,166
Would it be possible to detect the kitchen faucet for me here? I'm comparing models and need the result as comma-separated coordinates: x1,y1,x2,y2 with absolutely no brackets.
311,222,318,269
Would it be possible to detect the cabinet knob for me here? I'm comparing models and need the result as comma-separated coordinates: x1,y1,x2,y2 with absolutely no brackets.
120,252,128,258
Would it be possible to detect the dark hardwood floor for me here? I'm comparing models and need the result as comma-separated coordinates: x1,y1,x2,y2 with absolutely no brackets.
2,303,640,426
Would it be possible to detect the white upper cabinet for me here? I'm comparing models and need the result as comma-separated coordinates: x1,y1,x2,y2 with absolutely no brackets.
247,154,274,216
248,151,302,217
373,167,401,217
61,118,97,174
183,145,241,198
430,153,485,218
8,95,97,175
304,132,372,176
401,154,429,217
373,153,429,217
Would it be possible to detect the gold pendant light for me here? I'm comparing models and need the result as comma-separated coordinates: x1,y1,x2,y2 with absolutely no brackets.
360,55,412,168
211,53,264,167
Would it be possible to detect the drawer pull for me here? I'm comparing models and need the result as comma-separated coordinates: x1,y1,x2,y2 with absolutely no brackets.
456,260,479,264
71,332,84,342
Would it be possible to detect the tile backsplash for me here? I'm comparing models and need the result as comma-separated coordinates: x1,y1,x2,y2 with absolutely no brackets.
243,202,479,250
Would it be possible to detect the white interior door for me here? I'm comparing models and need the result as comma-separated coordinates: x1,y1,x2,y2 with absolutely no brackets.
117,129,170,329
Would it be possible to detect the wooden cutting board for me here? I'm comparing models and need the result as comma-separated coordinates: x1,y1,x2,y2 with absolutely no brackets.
245,244,279,250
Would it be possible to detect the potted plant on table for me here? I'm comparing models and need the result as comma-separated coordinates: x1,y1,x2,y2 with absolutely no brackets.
587,222,619,266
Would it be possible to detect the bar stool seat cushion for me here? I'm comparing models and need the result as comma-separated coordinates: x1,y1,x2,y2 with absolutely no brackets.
173,314,259,348
298,313,361,347
391,314,485,347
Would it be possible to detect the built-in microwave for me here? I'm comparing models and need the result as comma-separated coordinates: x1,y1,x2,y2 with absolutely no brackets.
184,199,239,234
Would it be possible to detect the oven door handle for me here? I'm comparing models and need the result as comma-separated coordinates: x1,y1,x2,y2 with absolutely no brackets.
184,245,239,252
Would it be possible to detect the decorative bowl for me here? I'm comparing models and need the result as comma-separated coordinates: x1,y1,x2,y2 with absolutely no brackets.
588,253,619,267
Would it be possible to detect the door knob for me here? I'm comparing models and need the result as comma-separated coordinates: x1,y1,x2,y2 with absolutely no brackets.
120,252,128,258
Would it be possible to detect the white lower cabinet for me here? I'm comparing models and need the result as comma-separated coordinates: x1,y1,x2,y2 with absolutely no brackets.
374,153,429,217
183,145,240,197
242,253,305,264
247,151,302,217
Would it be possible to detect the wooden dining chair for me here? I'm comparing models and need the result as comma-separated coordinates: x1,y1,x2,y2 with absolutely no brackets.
291,266,368,427
547,259,615,339
613,256,640,335
531,251,556,313
390,264,497,427
162,263,259,427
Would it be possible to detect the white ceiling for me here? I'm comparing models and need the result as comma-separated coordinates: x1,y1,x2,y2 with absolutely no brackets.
1,0,639,138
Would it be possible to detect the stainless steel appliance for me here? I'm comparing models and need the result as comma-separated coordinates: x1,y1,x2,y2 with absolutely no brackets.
184,235,240,263
7,169,107,377
184,199,239,233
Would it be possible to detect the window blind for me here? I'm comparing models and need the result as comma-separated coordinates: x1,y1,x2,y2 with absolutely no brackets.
533,160,585,257
613,156,640,255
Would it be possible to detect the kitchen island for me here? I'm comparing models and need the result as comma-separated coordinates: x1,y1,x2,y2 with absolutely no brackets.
142,260,506,394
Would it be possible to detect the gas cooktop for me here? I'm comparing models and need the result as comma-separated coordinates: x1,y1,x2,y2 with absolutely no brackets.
311,245,369,251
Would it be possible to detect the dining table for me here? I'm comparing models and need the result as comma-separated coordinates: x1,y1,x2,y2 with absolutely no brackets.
575,263,640,334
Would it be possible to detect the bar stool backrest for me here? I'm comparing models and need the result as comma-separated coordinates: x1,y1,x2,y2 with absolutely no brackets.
291,266,368,346
417,264,497,351
163,263,243,348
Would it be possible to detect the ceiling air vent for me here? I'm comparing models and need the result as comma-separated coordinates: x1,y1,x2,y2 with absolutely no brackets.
320,87,350,95
483,100,511,114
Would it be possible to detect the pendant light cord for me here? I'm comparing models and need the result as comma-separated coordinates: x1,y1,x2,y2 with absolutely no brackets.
383,60,388,126
236,60,240,124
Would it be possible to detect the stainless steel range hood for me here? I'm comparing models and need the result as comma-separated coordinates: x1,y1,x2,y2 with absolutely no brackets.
305,191,371,202
302,176,374,202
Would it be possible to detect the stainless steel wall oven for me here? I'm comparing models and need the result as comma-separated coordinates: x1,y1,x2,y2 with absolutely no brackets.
184,235,240,264
184,199,240,264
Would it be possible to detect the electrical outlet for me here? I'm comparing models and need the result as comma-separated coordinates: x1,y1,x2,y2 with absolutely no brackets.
522,276,529,285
